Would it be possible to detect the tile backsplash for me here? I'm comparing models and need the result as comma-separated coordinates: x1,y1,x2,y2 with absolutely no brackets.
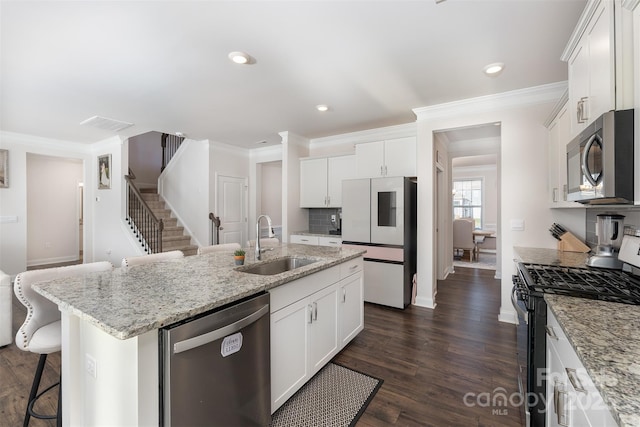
308,208,342,235
585,207,640,247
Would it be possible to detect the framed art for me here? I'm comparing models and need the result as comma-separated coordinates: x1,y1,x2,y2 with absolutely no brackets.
98,154,111,189
0,149,8,188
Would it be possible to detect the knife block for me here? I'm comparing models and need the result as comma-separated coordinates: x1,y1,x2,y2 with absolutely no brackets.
557,232,590,253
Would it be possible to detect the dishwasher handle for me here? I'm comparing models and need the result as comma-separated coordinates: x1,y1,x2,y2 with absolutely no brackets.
173,303,269,354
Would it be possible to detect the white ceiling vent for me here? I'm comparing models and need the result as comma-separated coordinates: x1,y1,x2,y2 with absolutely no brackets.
80,115,134,132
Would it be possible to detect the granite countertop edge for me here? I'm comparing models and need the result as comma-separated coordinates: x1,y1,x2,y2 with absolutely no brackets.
545,295,640,427
291,231,342,238
34,245,365,341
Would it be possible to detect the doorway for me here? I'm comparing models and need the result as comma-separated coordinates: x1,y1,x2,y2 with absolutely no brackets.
26,153,83,268
433,123,501,279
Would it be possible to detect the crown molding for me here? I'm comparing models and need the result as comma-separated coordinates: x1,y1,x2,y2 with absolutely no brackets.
211,139,250,155
0,130,94,154
561,0,600,61
543,87,570,128
413,81,567,122
309,122,417,149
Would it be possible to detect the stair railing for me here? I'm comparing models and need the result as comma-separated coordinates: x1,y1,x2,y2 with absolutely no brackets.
124,174,163,254
161,133,185,172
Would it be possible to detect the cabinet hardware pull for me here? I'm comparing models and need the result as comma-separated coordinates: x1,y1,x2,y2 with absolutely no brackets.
566,368,587,393
384,165,388,176
562,184,567,201
555,381,569,426
545,325,559,340
349,265,358,271
313,302,318,321
342,288,346,303
308,304,313,324
380,165,384,176
553,188,558,203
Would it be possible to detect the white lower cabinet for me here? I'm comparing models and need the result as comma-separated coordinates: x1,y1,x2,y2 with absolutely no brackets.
290,234,342,247
546,308,617,427
270,257,363,413
338,271,364,347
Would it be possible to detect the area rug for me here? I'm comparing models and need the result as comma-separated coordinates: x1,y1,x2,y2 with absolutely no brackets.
454,253,496,271
270,362,382,427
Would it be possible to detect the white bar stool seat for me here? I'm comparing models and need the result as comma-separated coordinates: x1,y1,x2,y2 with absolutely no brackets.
121,250,184,267
197,243,241,255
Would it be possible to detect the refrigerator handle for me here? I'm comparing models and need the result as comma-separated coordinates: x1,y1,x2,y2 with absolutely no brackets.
173,304,269,354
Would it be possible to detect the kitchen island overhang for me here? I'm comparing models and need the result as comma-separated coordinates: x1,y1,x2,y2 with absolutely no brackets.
33,244,366,427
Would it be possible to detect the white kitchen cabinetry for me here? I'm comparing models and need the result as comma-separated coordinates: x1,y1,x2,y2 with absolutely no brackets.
290,234,342,247
269,257,363,413
355,137,416,178
563,0,634,137
290,234,319,245
546,308,617,427
300,155,356,207
547,101,579,208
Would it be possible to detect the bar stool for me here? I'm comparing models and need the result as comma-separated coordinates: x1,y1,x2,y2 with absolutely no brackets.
0,270,12,347
197,242,241,255
14,261,113,427
121,249,184,267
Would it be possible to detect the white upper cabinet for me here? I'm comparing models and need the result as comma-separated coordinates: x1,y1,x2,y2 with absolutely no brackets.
299,155,356,208
547,100,580,208
563,0,634,137
355,137,416,178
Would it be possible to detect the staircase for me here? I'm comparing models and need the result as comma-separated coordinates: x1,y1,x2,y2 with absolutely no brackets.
139,188,198,256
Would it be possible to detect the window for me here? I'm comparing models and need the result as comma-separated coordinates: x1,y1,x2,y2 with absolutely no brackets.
453,179,482,229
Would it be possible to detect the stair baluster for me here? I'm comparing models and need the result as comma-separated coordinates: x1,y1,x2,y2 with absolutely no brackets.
124,175,163,254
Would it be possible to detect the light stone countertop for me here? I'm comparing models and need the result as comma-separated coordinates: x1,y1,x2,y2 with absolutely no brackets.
513,246,590,268
546,295,640,427
33,244,365,341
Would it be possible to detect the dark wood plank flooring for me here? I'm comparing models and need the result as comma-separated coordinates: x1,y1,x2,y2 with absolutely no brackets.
1,266,520,426
335,267,522,427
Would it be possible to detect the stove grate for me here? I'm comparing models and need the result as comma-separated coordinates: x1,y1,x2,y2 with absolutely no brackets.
521,264,640,304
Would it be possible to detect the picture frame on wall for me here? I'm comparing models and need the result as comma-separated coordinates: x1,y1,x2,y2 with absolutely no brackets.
0,149,8,188
98,154,111,189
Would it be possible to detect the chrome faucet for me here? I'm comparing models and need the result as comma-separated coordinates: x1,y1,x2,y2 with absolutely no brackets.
255,214,274,261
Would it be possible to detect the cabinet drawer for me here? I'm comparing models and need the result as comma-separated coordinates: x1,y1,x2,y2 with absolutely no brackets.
318,236,342,247
290,235,319,245
269,265,340,313
340,257,363,279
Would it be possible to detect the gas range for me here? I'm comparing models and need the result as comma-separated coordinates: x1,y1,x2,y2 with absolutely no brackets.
517,262,640,305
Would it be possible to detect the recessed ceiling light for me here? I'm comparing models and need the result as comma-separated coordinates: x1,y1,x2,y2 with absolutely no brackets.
316,104,329,112
228,51,253,65
483,62,505,77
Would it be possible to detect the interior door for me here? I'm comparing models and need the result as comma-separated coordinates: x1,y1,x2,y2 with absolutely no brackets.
217,175,247,246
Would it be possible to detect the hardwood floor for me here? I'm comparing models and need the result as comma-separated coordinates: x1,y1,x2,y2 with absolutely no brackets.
1,294,60,427
1,267,520,426
334,267,522,427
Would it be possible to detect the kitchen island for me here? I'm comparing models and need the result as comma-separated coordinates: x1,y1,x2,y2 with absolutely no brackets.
33,244,365,426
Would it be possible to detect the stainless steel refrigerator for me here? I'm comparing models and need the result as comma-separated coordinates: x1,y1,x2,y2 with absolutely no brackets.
342,177,417,309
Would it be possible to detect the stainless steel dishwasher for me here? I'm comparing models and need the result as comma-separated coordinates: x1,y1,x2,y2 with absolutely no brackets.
160,292,271,426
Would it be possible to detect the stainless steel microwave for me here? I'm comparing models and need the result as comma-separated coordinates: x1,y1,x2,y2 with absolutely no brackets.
566,109,634,204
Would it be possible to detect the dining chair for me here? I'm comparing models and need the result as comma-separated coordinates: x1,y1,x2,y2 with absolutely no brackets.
121,250,184,267
453,218,475,262
197,243,241,255
14,261,113,427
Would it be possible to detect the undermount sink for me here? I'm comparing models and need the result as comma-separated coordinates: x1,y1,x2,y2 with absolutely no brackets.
238,256,318,275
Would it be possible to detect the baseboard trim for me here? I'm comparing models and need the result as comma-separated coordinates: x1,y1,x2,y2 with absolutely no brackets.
27,255,80,267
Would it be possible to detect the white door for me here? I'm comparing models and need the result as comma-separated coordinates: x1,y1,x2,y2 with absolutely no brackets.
217,175,247,246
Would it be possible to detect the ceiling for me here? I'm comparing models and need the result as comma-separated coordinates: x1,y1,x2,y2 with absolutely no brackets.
1,0,586,149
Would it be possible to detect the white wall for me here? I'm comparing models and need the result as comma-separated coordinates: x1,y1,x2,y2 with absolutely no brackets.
27,153,83,266
260,161,282,226
159,139,210,247
249,146,282,241
414,82,568,323
281,132,309,243
0,132,94,276
128,131,163,189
